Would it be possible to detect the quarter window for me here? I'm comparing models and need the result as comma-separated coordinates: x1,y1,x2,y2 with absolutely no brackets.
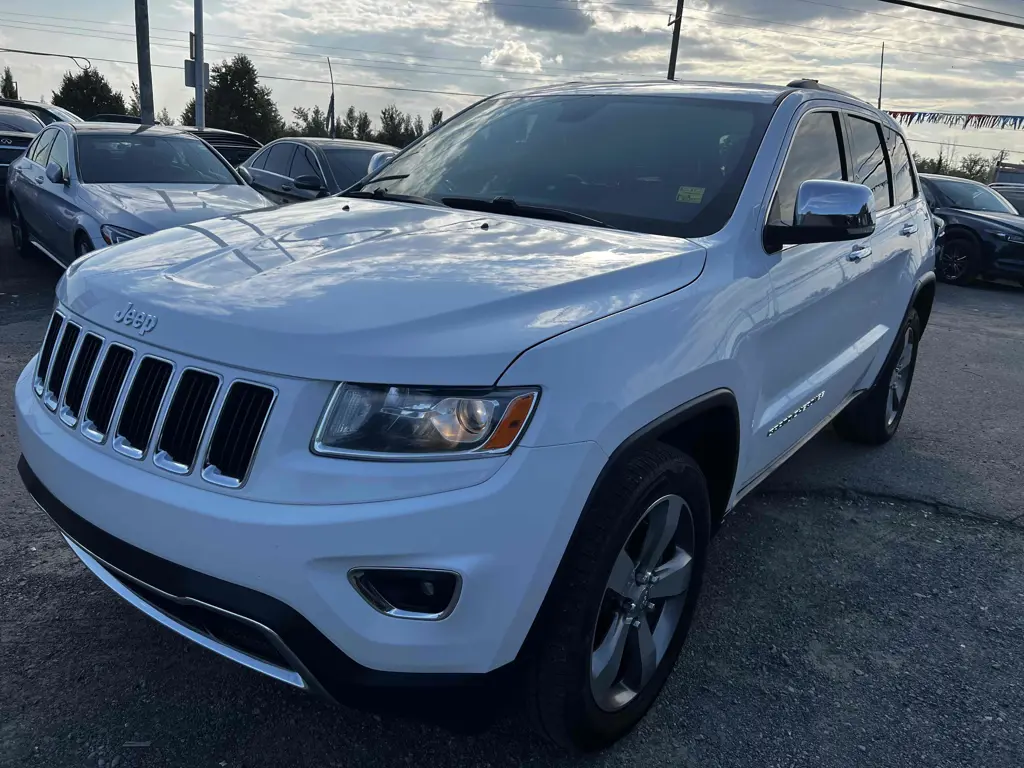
247,148,269,170
769,111,846,226
847,116,892,210
886,128,916,205
263,143,296,176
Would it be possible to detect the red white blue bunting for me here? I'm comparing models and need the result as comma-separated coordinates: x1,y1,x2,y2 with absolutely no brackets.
886,111,1024,131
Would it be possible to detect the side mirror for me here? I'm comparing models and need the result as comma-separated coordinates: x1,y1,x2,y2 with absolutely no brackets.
764,179,875,251
367,151,397,176
45,161,66,185
236,165,253,185
293,174,324,191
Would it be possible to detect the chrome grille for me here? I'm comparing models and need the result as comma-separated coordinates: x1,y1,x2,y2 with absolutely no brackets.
203,383,276,488
44,322,80,411
34,312,64,396
60,333,103,427
155,369,220,474
83,344,134,442
33,313,276,489
114,357,174,459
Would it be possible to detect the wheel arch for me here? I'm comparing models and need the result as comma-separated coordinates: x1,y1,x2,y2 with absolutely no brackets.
911,271,936,331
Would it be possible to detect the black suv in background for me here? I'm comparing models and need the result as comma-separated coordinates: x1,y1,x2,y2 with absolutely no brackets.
921,173,1024,287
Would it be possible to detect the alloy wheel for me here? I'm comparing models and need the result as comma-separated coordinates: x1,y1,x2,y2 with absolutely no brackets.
590,494,694,713
10,201,24,251
939,242,969,281
886,325,916,427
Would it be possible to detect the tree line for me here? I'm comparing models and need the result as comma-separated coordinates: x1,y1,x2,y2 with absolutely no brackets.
1,57,443,148
912,146,1011,184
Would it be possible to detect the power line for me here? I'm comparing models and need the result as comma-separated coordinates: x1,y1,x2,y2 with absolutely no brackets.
873,0,1024,29
788,0,1024,39
908,136,1024,155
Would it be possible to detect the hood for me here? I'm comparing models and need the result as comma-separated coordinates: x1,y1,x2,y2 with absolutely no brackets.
80,183,273,232
59,197,706,385
945,207,1024,232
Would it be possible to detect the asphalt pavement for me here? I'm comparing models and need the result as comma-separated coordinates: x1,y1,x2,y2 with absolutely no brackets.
2,222,1023,768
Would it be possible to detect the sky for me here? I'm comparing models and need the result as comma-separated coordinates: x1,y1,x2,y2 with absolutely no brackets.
3,0,1024,162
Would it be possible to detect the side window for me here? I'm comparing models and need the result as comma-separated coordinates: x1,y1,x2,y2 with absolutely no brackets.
847,116,892,211
47,132,70,176
29,129,58,165
263,143,296,176
289,147,320,180
886,128,916,205
247,147,269,170
921,180,939,209
769,111,846,226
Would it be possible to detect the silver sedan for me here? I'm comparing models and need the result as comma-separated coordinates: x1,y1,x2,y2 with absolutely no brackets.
5,122,273,267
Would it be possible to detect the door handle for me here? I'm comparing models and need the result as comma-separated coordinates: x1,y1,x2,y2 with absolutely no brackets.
280,184,293,192
847,245,872,262
901,222,918,236
33,175,44,184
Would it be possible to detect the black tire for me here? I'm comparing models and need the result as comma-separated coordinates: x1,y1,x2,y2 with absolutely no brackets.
833,308,921,445
75,233,93,260
9,197,31,257
937,235,980,285
526,443,711,752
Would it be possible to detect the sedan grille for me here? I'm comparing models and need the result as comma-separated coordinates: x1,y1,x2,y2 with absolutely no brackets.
32,314,276,489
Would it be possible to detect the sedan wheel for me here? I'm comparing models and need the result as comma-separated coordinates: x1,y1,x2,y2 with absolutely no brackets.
9,199,29,256
938,237,978,285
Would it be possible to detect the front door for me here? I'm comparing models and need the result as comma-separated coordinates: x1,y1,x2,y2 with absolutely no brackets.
747,107,881,480
248,142,297,205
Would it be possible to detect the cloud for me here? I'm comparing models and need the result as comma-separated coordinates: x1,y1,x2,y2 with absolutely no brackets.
481,41,546,73
483,0,594,35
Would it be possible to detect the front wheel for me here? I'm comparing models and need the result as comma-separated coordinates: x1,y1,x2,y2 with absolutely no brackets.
527,444,711,752
834,308,921,445
937,235,979,285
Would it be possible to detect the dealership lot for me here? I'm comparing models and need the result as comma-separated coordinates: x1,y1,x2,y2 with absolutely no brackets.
2,225,1023,767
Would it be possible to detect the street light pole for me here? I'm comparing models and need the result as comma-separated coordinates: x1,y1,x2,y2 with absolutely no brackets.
194,0,205,129
667,0,685,80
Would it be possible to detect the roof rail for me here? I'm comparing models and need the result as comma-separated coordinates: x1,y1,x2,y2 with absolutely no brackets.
786,78,867,104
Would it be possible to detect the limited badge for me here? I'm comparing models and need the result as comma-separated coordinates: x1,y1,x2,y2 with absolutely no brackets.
676,186,705,204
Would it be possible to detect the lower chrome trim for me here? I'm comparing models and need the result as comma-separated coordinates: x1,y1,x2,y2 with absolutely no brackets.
29,238,67,269
61,534,309,690
729,390,864,512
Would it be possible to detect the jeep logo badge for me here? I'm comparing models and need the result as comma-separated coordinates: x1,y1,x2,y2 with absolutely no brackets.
113,302,158,335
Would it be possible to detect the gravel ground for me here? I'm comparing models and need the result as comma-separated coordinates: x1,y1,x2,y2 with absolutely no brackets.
2,224,1024,768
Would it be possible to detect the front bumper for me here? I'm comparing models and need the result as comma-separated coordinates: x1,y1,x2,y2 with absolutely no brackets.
15,361,607,691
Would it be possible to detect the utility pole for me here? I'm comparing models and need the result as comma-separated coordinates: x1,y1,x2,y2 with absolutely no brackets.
194,0,205,129
134,0,155,124
877,42,884,110
667,0,685,80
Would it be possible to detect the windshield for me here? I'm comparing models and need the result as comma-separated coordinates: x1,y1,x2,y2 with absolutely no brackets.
78,134,238,185
0,110,43,133
928,177,1016,214
325,147,384,188
355,94,774,238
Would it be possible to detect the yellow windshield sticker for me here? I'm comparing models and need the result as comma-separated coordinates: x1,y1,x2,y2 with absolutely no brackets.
676,186,705,204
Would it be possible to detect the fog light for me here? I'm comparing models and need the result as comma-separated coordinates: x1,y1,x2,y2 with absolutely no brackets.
349,568,461,620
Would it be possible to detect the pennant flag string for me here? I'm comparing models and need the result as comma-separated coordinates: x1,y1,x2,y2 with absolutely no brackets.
886,110,1024,131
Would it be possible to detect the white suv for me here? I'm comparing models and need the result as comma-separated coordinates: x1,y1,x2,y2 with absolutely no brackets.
15,79,935,751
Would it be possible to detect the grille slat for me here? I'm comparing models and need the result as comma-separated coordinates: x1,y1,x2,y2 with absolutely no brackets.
156,370,220,473
61,333,103,425
204,383,275,487
83,345,134,440
114,357,173,458
44,323,81,409
34,312,64,394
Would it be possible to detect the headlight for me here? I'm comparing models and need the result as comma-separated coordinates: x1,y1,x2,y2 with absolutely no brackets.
312,384,539,459
100,224,143,245
993,231,1024,244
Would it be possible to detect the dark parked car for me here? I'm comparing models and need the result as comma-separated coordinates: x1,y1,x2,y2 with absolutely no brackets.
240,137,397,205
989,182,1024,215
920,173,1024,286
0,99,81,125
84,115,264,165
0,106,44,188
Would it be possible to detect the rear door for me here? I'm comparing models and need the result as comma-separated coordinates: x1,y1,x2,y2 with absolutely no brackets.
245,142,296,205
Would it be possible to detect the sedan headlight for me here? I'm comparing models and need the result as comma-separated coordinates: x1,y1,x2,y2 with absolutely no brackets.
993,231,1024,244
312,384,539,459
101,224,143,245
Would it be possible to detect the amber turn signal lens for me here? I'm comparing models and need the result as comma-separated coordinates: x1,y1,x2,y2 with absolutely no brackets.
481,392,537,451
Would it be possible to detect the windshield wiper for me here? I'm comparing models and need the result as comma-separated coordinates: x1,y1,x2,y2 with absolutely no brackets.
342,188,443,207
440,196,609,228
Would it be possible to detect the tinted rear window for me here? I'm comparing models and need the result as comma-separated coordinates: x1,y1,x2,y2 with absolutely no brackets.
324,148,380,188
358,94,775,238
77,134,238,184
